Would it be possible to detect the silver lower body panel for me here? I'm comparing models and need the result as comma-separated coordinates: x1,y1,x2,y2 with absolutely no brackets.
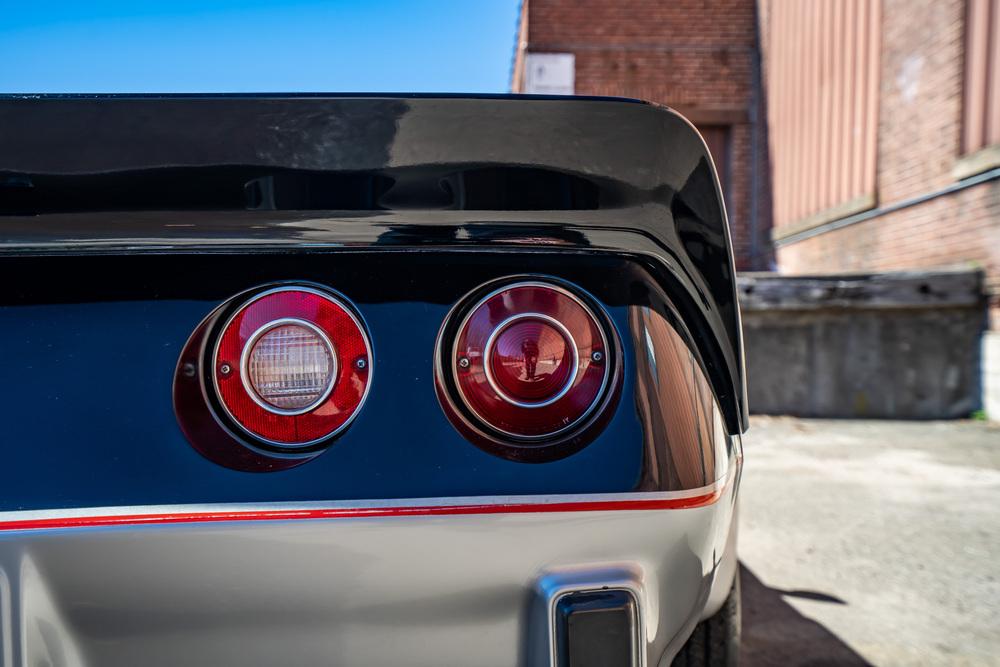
0,484,738,667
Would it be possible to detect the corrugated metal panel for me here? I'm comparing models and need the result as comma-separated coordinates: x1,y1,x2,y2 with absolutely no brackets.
990,0,1000,145
765,0,881,234
964,0,1000,153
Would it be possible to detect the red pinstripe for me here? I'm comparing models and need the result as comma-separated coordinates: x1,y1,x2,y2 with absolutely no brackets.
0,491,721,533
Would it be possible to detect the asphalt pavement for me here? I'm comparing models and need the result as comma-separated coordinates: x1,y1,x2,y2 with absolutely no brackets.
738,417,1000,666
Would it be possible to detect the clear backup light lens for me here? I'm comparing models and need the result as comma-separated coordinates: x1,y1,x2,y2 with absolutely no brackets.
213,287,372,447
245,322,336,412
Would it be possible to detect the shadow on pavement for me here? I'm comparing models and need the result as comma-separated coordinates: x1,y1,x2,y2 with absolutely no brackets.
740,565,872,666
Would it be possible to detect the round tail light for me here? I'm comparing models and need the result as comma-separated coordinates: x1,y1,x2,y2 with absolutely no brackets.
436,279,620,458
212,286,372,447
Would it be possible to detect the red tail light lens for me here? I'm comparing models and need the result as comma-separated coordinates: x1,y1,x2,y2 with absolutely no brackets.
439,280,618,449
487,315,577,404
213,286,372,447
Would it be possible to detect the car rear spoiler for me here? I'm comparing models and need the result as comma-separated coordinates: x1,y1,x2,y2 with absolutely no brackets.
0,93,748,432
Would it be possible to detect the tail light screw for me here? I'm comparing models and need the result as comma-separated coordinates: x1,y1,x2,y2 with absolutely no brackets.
458,356,471,369
355,357,367,370
220,363,233,376
591,351,604,362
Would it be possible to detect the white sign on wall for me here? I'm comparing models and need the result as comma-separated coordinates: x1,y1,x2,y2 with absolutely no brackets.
524,53,575,95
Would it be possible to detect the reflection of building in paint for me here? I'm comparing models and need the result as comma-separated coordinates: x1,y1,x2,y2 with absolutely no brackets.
629,306,731,491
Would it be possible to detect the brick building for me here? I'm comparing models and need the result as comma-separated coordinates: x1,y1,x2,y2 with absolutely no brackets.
511,0,1000,417
760,0,1000,416
761,0,999,316
510,0,773,271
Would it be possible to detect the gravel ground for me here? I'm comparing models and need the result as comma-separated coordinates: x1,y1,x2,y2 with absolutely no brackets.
738,417,1000,667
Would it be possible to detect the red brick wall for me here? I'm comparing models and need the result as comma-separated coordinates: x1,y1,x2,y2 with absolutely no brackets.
773,0,1000,322
512,0,773,271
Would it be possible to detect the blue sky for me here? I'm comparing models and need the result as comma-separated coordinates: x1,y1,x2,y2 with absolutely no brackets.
0,1,521,93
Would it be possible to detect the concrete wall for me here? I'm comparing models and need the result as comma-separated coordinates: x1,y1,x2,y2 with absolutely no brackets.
740,270,985,419
985,332,1000,421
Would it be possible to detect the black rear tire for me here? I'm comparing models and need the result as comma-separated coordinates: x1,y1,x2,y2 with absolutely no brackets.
672,577,741,667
